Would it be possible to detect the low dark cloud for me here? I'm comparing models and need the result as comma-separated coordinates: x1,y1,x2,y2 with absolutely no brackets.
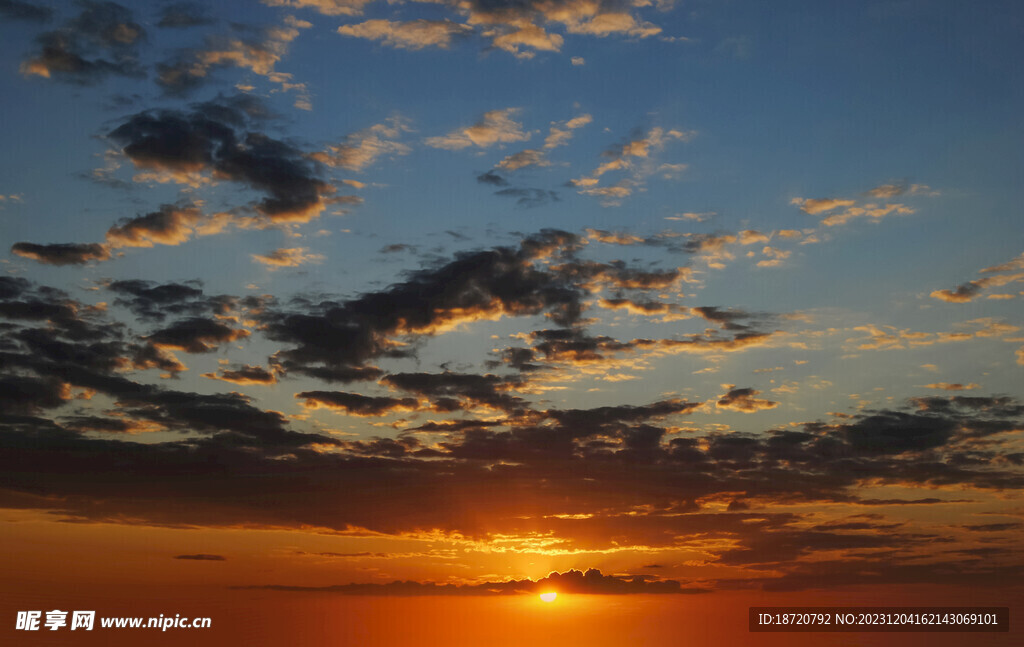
203,364,278,386
494,187,559,208
107,279,234,322
0,0,53,21
11,242,110,265
476,170,508,186
108,100,334,222
174,553,226,561
716,387,778,413
20,0,145,84
144,317,249,353
156,2,212,28
242,568,709,596
297,391,419,416
262,230,586,379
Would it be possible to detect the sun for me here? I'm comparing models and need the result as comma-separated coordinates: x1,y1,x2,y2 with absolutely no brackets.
539,592,558,603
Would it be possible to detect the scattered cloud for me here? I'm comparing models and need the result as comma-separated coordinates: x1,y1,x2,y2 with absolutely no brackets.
426,108,530,150
252,247,325,270
338,19,472,50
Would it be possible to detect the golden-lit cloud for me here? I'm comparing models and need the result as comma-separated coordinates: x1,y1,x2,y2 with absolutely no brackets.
425,108,530,150
252,247,326,270
263,0,374,16
203,365,280,385
106,204,203,248
922,383,980,391
573,127,693,204
11,242,111,266
312,118,413,171
337,19,472,50
931,252,1024,303
715,386,779,413
496,148,549,170
790,197,855,214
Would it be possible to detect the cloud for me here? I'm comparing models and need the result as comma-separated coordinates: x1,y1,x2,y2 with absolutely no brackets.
573,127,692,204
262,0,373,17
174,554,226,561
381,371,527,414
716,387,779,413
425,108,530,150
156,20,306,95
297,391,420,416
245,568,707,595
496,149,549,171
931,252,1024,303
490,113,590,173
20,0,144,84
106,279,235,322
338,19,472,50
252,247,325,270
106,204,203,248
11,242,111,266
494,187,559,208
156,2,213,28
310,117,412,171
790,197,855,215
275,0,666,58
819,203,915,227
0,0,53,22
262,230,588,379
202,365,279,385
598,297,690,321
476,170,509,186
108,102,336,222
866,182,907,199
922,383,979,391
145,317,250,353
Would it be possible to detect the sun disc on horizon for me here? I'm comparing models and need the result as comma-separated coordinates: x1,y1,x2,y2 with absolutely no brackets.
539,592,557,602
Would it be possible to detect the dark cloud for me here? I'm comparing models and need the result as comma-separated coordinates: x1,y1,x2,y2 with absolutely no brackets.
60,416,146,433
0,375,69,414
723,558,1024,593
174,553,226,561
156,2,212,28
108,103,334,222
2,274,1023,592
106,203,202,248
0,0,53,21
716,387,778,413
297,391,419,416
382,371,526,414
692,306,755,331
202,364,278,385
841,412,956,454
476,170,509,186
11,242,110,265
107,279,234,322
20,0,144,84
494,187,559,208
145,317,249,353
242,568,708,596
263,230,586,378
379,244,415,254
960,523,1021,532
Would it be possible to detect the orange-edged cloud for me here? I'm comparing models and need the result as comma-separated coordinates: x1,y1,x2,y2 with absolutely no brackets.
716,386,779,413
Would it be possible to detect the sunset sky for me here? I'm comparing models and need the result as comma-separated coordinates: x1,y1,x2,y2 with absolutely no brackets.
1,0,1022,644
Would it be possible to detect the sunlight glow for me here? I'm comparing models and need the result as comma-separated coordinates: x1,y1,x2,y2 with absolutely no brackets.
539,592,558,602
